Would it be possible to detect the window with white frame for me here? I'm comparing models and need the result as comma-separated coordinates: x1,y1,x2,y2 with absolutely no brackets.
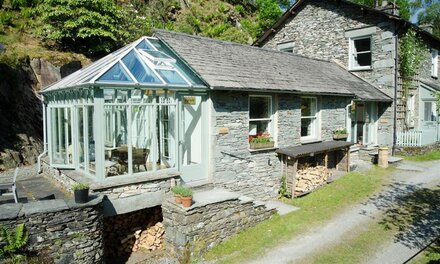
249,95,273,143
432,49,438,78
277,42,294,53
301,97,319,140
349,36,372,70
423,101,437,122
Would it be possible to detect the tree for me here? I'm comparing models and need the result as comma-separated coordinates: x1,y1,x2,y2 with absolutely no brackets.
411,0,440,37
38,0,129,57
350,0,411,21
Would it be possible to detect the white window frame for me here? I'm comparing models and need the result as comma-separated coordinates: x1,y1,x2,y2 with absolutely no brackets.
248,95,274,146
349,36,373,71
432,49,438,78
300,97,320,141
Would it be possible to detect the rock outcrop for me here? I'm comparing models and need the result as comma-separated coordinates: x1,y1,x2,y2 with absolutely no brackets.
0,57,82,170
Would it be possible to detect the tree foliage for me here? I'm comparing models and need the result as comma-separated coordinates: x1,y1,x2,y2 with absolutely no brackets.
37,0,129,56
350,0,411,20
399,29,426,96
411,0,440,37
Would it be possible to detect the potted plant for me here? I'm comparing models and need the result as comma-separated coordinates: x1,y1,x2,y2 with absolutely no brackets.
171,185,184,204
72,182,90,204
180,187,193,208
332,128,348,140
249,131,274,149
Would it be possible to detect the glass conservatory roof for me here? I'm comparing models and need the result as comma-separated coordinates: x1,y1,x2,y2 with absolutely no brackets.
42,37,206,93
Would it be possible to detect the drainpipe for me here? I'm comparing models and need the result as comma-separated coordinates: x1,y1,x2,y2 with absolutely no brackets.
392,21,399,156
37,96,47,173
345,101,353,142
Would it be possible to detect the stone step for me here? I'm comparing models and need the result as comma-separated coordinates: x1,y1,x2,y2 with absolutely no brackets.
264,200,299,216
388,156,403,163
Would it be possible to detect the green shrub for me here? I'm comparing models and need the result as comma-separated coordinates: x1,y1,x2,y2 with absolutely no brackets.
171,185,185,195
0,11,14,28
37,0,129,56
72,182,89,191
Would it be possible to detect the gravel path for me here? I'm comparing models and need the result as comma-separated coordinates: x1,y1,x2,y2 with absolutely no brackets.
246,160,440,264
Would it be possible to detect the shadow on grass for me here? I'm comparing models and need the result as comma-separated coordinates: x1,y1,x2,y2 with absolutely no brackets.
362,182,440,250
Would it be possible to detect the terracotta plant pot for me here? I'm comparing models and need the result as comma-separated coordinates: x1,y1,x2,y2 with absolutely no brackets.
175,195,182,204
74,188,89,203
181,196,192,208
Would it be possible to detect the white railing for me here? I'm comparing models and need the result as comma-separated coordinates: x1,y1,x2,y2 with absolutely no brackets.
396,130,422,147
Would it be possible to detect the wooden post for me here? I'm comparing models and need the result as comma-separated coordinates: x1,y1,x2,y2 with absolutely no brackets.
324,151,328,168
346,147,350,172
292,159,298,198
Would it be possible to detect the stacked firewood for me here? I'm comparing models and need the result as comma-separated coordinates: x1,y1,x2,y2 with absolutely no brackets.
104,206,164,257
295,165,332,194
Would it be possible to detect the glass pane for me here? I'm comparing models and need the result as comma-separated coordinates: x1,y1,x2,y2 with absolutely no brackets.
249,120,270,137
105,105,128,176
355,52,372,67
131,105,152,173
158,102,176,170
182,96,202,166
87,106,95,175
50,108,72,165
424,102,437,121
78,107,85,169
354,38,371,52
98,63,133,83
143,50,174,60
122,51,162,83
157,70,187,85
301,98,316,117
301,118,313,137
250,97,270,119
135,39,154,50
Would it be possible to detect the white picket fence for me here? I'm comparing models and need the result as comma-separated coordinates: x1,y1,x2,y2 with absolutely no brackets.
396,130,423,147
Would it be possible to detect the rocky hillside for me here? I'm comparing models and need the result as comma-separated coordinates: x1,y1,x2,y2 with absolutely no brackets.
0,0,288,170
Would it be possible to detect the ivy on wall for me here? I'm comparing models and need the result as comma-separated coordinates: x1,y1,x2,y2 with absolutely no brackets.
399,29,426,98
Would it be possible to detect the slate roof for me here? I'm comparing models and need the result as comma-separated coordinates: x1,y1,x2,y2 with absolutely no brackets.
276,141,354,158
420,78,440,92
155,30,392,101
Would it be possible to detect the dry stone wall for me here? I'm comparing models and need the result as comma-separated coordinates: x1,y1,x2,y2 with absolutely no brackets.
0,197,104,263
162,191,276,255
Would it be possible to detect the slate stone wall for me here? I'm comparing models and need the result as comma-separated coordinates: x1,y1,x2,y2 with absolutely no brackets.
262,0,396,144
162,196,275,254
210,91,347,200
261,0,440,141
0,197,104,264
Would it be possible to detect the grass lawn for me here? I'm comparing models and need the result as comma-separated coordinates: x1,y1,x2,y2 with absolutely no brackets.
203,166,392,264
400,150,440,162
294,185,440,264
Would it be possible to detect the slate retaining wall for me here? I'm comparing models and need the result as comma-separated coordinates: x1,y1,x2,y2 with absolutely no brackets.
0,197,104,263
162,192,276,255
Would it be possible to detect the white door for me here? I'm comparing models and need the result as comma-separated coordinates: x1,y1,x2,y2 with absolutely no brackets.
178,94,208,183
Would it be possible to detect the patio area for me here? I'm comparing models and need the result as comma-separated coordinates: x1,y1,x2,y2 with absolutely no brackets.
0,165,68,205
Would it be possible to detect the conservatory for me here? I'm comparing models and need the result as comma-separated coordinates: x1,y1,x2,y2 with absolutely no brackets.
41,37,208,182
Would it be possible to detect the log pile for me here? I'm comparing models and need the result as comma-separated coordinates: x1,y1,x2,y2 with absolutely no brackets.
295,165,332,194
104,206,164,257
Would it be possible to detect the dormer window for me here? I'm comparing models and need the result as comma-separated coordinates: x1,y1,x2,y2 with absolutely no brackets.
349,36,372,70
432,49,438,78
277,41,294,53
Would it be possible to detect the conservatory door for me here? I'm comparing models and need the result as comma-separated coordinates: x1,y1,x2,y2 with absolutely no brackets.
178,94,208,183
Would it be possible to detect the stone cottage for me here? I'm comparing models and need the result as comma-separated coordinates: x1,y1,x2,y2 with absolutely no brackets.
255,0,440,149
40,30,391,209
